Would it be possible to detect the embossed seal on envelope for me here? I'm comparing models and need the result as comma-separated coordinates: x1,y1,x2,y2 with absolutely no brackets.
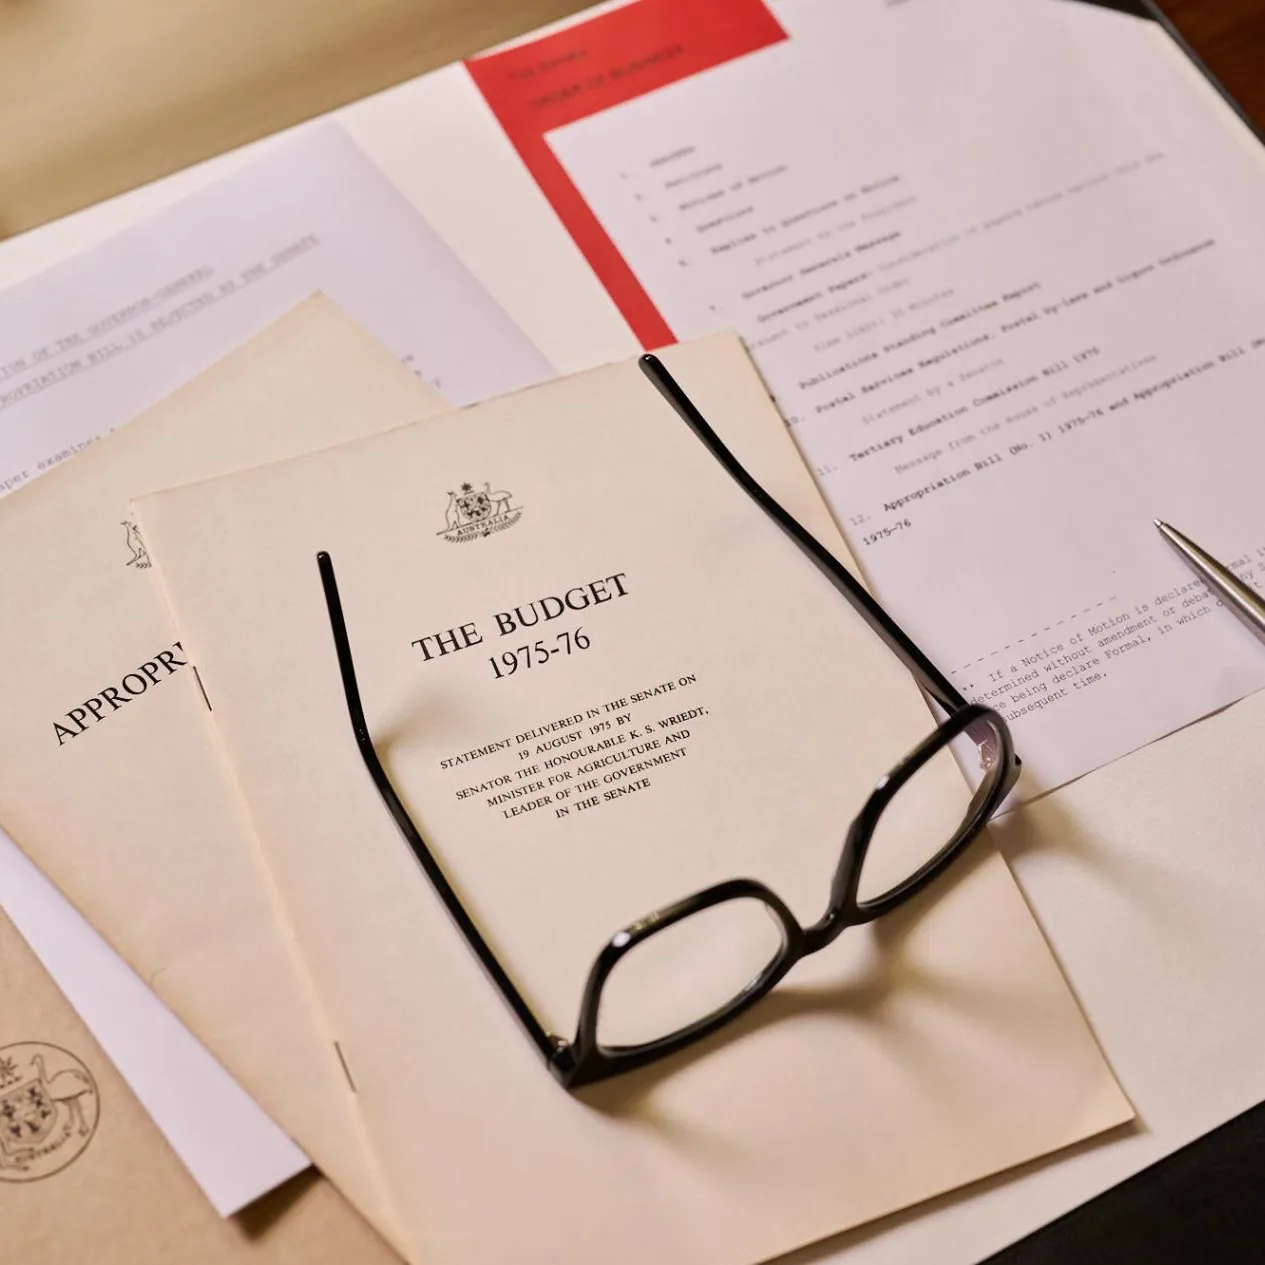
0,1043,99,1182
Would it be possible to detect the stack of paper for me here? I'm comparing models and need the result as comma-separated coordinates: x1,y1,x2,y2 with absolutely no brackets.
0,124,1130,1258
0,119,551,1246
127,329,1131,1265
6,1,1265,1262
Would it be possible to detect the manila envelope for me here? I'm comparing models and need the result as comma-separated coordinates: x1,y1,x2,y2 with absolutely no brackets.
0,296,450,1248
0,905,398,1265
136,332,1134,1265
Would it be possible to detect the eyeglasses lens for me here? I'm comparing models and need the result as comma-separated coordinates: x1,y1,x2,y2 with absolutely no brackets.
597,898,787,1049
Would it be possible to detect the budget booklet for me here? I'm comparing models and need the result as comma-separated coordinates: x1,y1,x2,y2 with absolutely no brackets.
135,333,1131,1265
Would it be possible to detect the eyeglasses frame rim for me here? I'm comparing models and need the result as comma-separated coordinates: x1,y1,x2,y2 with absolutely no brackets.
561,703,1015,1088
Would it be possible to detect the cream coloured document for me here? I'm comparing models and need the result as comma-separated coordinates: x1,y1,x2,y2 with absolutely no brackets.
547,0,1265,793
0,297,452,1250
0,906,399,1265
0,831,308,1217
137,333,1131,1265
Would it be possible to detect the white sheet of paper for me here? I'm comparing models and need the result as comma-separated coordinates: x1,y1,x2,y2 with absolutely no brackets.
0,116,549,1216
547,0,1265,796
0,829,309,1217
0,120,550,500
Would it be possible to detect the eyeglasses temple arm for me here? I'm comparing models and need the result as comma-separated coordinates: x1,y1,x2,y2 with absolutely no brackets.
316,551,562,1066
637,354,970,718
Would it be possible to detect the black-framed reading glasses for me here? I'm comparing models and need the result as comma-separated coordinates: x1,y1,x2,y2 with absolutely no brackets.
317,354,1020,1090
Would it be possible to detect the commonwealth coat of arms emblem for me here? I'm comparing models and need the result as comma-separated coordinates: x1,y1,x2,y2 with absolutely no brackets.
439,480,523,543
0,1042,99,1182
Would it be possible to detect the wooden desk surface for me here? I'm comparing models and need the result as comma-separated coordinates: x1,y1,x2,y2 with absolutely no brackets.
1163,0,1265,123
0,0,1261,237
0,0,591,238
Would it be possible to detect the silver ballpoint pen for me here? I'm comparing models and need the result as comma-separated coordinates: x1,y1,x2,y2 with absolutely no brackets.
1154,519,1265,642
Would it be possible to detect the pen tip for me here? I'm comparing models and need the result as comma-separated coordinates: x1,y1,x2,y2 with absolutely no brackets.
1154,518,1167,531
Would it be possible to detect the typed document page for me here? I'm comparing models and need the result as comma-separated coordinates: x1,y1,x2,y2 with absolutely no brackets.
0,123,551,501
548,0,1265,792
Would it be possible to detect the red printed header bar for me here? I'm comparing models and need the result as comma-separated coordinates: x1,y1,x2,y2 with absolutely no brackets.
467,0,786,348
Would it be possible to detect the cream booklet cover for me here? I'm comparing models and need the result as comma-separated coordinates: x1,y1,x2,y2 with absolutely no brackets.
0,908,398,1265
0,296,450,1247
137,333,1131,1265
